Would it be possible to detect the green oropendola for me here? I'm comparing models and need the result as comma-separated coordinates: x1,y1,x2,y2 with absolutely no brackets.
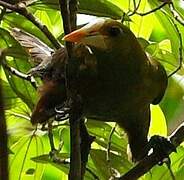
63,18,168,161
12,18,168,162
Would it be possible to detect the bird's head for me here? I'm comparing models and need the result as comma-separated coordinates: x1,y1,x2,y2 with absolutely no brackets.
63,18,138,54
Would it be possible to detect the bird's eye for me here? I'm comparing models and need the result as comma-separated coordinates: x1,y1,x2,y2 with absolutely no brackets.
108,26,122,37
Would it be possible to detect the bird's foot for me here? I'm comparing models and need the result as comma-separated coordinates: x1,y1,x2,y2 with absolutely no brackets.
27,66,44,77
55,104,70,121
49,148,58,158
49,149,69,163
148,135,176,165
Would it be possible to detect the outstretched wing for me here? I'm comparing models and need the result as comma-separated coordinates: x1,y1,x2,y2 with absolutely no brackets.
11,28,54,63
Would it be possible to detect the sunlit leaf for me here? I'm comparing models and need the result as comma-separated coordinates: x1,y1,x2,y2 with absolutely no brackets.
3,13,54,48
149,105,167,137
160,77,184,125
1,79,17,109
9,134,45,180
32,153,96,180
90,149,132,180
144,146,184,180
0,28,37,109
130,0,154,39
87,120,127,154
31,0,129,20
148,0,184,73
173,0,184,20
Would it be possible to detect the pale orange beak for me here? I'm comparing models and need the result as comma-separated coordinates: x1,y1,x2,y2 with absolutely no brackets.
63,19,105,43
63,29,87,42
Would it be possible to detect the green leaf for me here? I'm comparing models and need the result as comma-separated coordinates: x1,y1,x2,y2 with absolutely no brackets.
173,0,184,20
87,120,127,153
160,77,184,125
3,57,37,110
31,0,129,20
149,105,167,137
175,166,184,180
9,134,45,180
3,13,54,48
34,10,63,38
148,0,184,73
129,0,154,40
90,149,132,180
144,146,184,180
41,164,68,180
0,28,37,109
1,79,17,109
145,41,179,74
78,0,128,20
32,153,96,180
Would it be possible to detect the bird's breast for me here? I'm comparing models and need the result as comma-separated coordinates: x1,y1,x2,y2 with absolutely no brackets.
76,50,149,121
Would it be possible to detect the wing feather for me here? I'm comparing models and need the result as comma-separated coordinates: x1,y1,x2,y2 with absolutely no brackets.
11,28,54,63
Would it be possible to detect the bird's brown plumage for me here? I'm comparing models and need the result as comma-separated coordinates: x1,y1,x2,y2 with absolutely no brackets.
64,19,168,161
13,19,168,162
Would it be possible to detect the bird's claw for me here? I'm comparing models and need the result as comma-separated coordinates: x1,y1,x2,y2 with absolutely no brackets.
148,135,176,165
27,67,44,77
55,105,70,121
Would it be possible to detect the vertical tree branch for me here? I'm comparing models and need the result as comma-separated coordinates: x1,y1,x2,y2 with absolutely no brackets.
59,0,73,55
68,97,82,180
59,0,81,179
0,51,8,180
59,0,71,34
80,119,95,178
69,0,77,31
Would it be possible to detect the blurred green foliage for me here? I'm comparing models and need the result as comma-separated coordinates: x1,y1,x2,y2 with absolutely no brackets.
0,0,184,179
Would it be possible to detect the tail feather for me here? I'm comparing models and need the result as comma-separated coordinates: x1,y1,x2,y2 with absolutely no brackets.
31,80,66,124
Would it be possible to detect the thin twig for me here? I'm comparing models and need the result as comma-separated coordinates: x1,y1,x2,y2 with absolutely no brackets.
128,0,142,16
134,1,184,27
107,123,117,162
1,56,38,89
0,0,61,49
118,122,184,180
168,17,183,77
48,122,56,152
107,123,118,179
135,2,167,16
169,2,184,26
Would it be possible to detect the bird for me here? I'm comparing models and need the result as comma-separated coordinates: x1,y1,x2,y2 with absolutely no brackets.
12,18,168,162
63,18,168,161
